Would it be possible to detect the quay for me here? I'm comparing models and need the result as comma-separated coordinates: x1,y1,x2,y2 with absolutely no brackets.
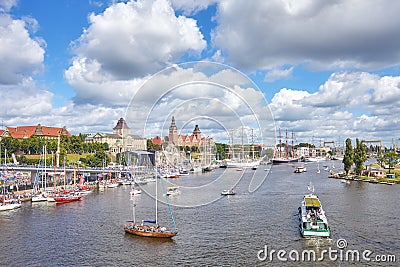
0,165,132,183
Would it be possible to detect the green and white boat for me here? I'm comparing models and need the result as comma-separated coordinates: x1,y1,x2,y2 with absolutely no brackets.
298,184,331,237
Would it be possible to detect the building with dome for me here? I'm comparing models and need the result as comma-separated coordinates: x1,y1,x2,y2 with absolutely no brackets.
85,118,147,155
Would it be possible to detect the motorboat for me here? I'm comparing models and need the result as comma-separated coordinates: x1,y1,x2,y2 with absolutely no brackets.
298,184,331,237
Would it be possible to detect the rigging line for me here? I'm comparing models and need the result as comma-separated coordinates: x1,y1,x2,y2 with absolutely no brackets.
159,173,177,230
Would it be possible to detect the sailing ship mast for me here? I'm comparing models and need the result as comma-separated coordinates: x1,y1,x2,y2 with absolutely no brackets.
155,151,158,225
285,129,288,159
44,145,47,192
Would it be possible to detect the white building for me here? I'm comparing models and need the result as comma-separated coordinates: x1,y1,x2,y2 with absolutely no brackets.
85,118,147,155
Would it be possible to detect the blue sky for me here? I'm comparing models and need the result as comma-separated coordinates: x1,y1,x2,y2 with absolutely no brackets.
1,0,400,147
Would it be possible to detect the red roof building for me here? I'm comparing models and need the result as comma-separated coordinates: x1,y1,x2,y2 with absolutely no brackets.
150,136,163,146
1,124,71,140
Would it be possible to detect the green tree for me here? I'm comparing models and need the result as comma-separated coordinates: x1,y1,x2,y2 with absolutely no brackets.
147,139,161,151
215,143,228,160
376,152,385,168
384,151,398,173
354,139,367,175
342,138,354,175
84,149,110,167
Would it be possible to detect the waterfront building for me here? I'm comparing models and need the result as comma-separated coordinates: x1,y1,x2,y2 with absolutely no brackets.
85,118,147,155
0,124,71,140
164,116,214,147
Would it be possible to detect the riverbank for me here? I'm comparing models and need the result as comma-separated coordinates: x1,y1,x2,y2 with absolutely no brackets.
328,174,399,185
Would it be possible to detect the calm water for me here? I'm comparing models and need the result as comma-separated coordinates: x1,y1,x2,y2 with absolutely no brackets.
0,161,399,266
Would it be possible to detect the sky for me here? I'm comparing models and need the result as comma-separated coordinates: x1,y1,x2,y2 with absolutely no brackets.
1,0,400,147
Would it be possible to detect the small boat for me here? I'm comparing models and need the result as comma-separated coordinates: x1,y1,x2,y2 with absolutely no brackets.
298,183,331,237
341,179,350,184
0,202,21,211
294,166,307,173
179,169,190,176
165,186,180,196
106,182,119,188
122,179,132,185
130,188,142,196
31,193,48,202
54,194,82,204
202,166,213,173
0,198,22,211
221,189,236,196
124,220,178,238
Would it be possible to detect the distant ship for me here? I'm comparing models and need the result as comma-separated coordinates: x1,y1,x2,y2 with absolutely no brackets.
272,129,301,164
271,157,301,164
225,158,262,168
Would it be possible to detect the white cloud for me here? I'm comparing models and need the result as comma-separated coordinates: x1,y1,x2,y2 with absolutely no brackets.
0,0,17,12
64,57,145,106
66,0,206,106
264,67,294,82
212,0,400,71
0,14,45,84
270,71,400,146
269,88,312,121
0,80,53,119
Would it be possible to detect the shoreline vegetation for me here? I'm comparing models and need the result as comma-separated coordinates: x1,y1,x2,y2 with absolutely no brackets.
329,165,400,184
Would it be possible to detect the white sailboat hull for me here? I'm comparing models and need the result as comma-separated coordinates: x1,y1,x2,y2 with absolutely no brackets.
226,160,261,168
31,195,48,202
0,203,22,211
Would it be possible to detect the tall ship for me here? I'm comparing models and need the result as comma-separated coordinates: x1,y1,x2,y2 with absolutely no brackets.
298,183,331,237
226,127,262,168
272,129,301,164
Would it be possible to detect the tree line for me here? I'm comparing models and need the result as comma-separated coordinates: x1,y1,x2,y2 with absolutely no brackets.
0,134,109,167
343,138,399,175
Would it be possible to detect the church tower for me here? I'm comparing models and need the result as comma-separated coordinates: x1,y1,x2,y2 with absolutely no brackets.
113,118,131,137
193,124,201,140
169,116,178,144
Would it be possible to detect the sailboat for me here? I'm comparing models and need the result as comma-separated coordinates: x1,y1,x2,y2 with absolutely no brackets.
123,152,177,238
54,163,82,204
0,196,21,211
316,161,321,174
32,145,49,202
0,148,21,211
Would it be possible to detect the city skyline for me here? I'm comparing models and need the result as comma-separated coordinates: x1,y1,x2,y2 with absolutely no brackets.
1,0,400,147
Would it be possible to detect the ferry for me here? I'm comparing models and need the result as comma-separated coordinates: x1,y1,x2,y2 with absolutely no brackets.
298,185,330,237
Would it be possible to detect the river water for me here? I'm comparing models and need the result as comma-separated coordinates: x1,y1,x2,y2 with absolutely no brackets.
0,161,398,266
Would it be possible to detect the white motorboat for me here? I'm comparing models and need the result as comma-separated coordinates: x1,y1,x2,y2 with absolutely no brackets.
294,166,307,173
221,189,236,196
0,201,22,211
165,186,180,196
